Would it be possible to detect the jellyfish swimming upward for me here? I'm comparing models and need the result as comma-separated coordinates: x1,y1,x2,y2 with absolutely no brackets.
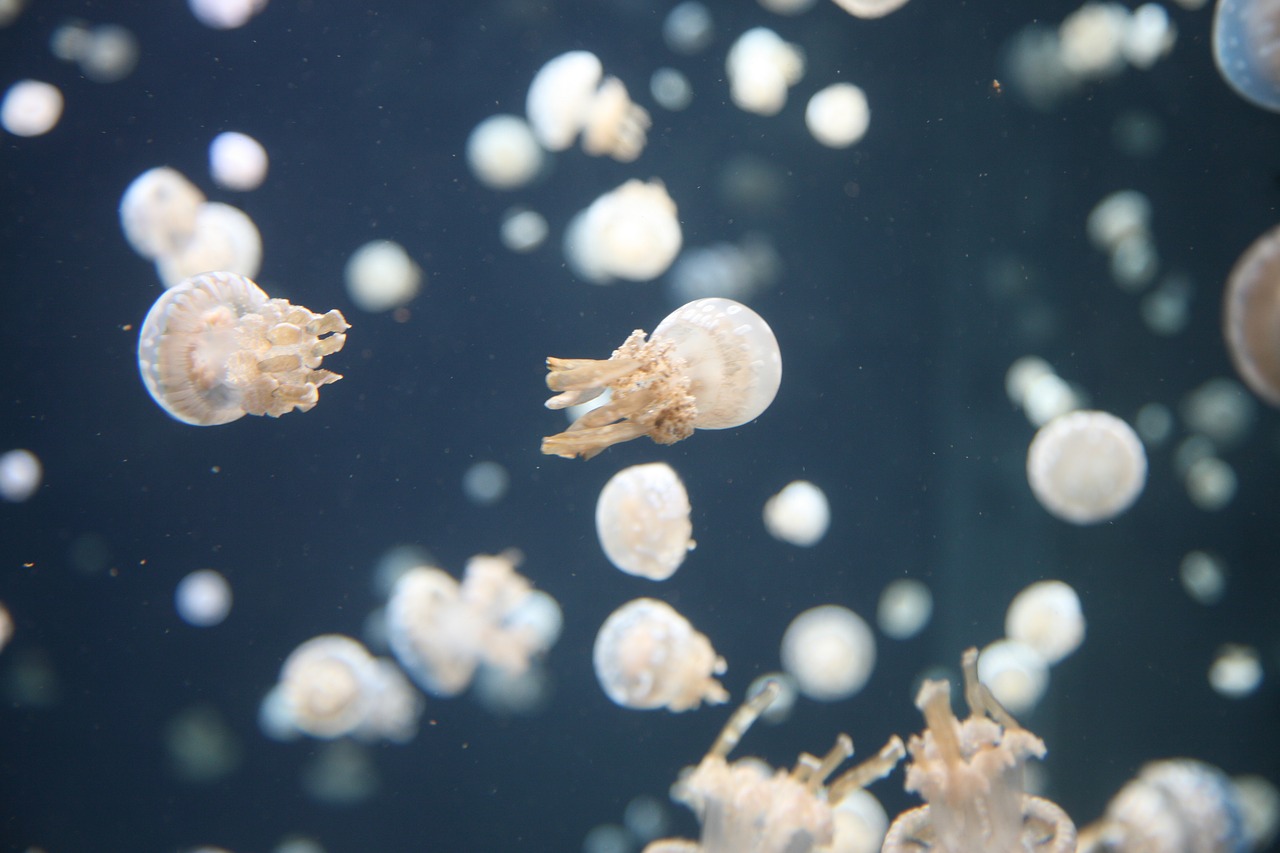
541,297,782,459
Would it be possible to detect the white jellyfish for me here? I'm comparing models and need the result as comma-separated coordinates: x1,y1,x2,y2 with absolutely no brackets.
466,114,544,190
564,179,683,284
155,201,263,286
0,80,63,137
119,167,207,261
188,0,268,30
593,597,727,712
343,239,423,312
780,605,876,701
499,207,549,253
763,480,830,547
596,462,695,581
209,131,269,191
663,2,714,55
0,449,41,502
1026,409,1147,524
137,271,349,425
174,569,233,628
876,579,933,641
1004,579,1085,665
805,83,870,148
830,0,912,18
976,638,1050,716
541,297,782,459
461,460,509,506
725,28,805,116
1208,644,1263,698
526,50,651,162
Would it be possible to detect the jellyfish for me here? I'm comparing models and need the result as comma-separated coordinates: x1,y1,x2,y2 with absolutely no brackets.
465,114,545,190
343,239,423,312
805,83,870,149
563,179,683,284
882,648,1077,853
384,551,561,699
592,598,727,712
119,167,207,261
155,201,263,286
137,271,349,425
829,0,912,18
1214,0,1280,112
209,131,269,191
877,579,933,641
0,79,63,137
725,28,805,116
642,679,905,853
174,569,232,628
1025,409,1147,524
763,480,831,547
780,605,876,701
525,51,651,162
596,462,695,581
976,638,1050,717
1004,580,1085,665
1224,224,1280,405
540,297,782,459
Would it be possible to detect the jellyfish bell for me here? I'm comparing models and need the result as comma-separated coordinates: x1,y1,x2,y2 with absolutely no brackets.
155,201,263,286
830,0,912,18
0,79,63,137
209,131,269,191
780,605,876,701
595,462,695,581
1214,0,1280,111
119,167,206,261
1224,223,1280,405
805,83,870,148
564,179,683,284
137,271,350,425
525,50,650,162
725,28,805,116
465,114,544,190
1025,409,1146,524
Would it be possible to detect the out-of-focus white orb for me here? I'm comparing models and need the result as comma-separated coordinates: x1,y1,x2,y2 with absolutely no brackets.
473,663,552,716
1208,644,1262,698
1,80,63,137
667,235,779,303
209,131,269,191
1110,231,1158,291
525,51,602,151
747,671,799,724
499,207,548,253
1022,372,1084,427
780,605,875,701
175,569,233,628
1005,580,1085,665
155,201,263,286
462,460,509,506
876,578,933,640
831,788,890,853
564,179,682,284
805,83,870,148
1185,456,1236,511
0,601,12,654
977,639,1049,716
650,67,694,111
79,24,139,83
830,0,912,19
763,480,830,547
623,794,671,843
663,1,714,54
1133,401,1173,446
596,462,694,581
1123,3,1176,69
1059,2,1130,80
119,167,206,261
466,115,544,191
1087,190,1151,252
274,838,326,853
0,0,25,27
1233,776,1280,853
1140,273,1193,336
1026,410,1146,524
0,449,41,502
1179,550,1227,605
726,28,805,116
1005,356,1055,408
583,824,631,853
188,0,268,30
1180,378,1255,450
344,239,422,312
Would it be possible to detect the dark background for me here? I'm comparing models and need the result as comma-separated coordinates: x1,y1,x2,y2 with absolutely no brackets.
0,0,1277,851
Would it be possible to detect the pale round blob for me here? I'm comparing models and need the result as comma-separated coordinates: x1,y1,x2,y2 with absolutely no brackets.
300,740,378,804
499,207,548,253
976,638,1049,716
725,28,805,116
1,80,63,137
78,24,139,83
1026,410,1147,524
188,0,268,29
760,0,817,12
472,662,552,716
1224,224,1280,404
465,114,544,190
1123,3,1176,69
1134,401,1174,446
830,0,912,18
1005,580,1085,665
650,67,693,111
277,635,379,739
137,271,350,425
344,239,422,312
762,480,830,547
50,20,91,61
1109,232,1158,291
747,671,798,724
1180,550,1227,605
0,601,12,654
831,789,890,853
1059,2,1130,80
164,704,241,783
876,578,933,640
119,167,207,261
0,0,26,27
1185,455,1237,511
1022,372,1084,426
663,1,714,54
1141,273,1194,335
1208,644,1263,698
462,460,509,506
526,51,650,161
596,462,694,580
1181,378,1255,449
592,597,727,712
564,179,682,283
667,236,780,304
1005,356,1055,408
1234,775,1280,852
174,569,233,627
805,83,870,148
1214,0,1280,111
780,605,875,701
1087,190,1152,252
623,794,671,843
0,449,42,502
155,201,263,286
583,825,631,853
209,131,269,191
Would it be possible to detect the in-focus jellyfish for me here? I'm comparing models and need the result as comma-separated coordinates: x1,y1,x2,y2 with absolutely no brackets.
343,239,423,313
596,462,695,581
384,551,561,698
541,297,782,459
466,114,545,190
1026,409,1147,524
1004,579,1085,665
119,167,207,261
593,597,727,712
563,179,683,284
780,605,876,701
642,678,905,852
805,83,870,149
174,568,233,628
1214,0,1280,111
209,131,268,191
526,51,651,162
1224,224,1280,405
883,648,1077,853
725,28,805,116
763,480,830,547
0,80,62,137
137,271,350,425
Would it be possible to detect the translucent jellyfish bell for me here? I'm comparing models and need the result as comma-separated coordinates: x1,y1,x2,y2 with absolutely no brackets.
780,605,876,701
541,297,782,459
0,79,63,137
1224,224,1280,405
564,179,683,284
137,271,350,425
526,50,651,162
725,28,805,116
1025,409,1146,524
1214,0,1280,111
596,462,695,581
1004,580,1085,665
119,167,206,261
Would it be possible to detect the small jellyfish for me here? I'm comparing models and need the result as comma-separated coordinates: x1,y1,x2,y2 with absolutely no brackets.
876,579,933,641
663,2,714,55
0,448,41,502
119,167,207,261
137,271,349,425
188,0,268,30
977,638,1050,716
1004,579,1085,665
466,114,544,190
0,80,63,137
1208,643,1263,698
563,179,683,284
763,480,830,547
155,201,263,286
1214,0,1280,111
780,605,876,701
499,207,549,253
593,598,727,712
343,239,423,313
1224,224,1280,405
174,568,233,628
526,51,651,162
209,131,269,191
541,297,782,459
725,28,805,116
596,462,695,581
1026,410,1147,524
830,0,912,18
805,83,870,149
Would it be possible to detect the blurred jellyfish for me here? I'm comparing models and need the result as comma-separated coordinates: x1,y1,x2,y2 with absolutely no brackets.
540,297,781,459
1141,272,1194,335
465,114,545,190
832,788,891,853
564,179,683,284
650,67,693,111
725,28,805,116
0,601,11,654
1005,356,1055,409
1123,3,1176,69
596,462,695,581
746,671,798,724
662,2,714,55
119,167,206,260
274,838,326,853
624,795,671,844
1234,775,1280,851
462,460,509,506
1002,25,1076,110
830,0,912,18
805,83,870,148
1214,0,1280,111
1023,371,1086,427
386,551,561,699
473,662,552,716
1004,580,1084,665
1179,549,1227,605
1209,644,1263,698
0,0,24,26
300,740,378,805
188,0,268,30
717,154,789,218
1059,3,1130,80
138,271,349,425
593,597,727,712
584,824,632,853
666,235,780,303
53,22,138,83
209,131,268,191
1109,231,1158,291
344,239,422,313
877,579,932,641
760,0,817,12
174,569,233,628
1,80,63,137
1224,224,1280,405
526,51,650,162
763,480,830,547
780,605,876,701
976,639,1050,716
1026,410,1147,524
1180,378,1255,449
1111,109,1165,158
1133,401,1174,446
50,19,92,61
499,207,549,253
0,449,41,502
1185,455,1237,511
164,703,242,783
156,201,263,286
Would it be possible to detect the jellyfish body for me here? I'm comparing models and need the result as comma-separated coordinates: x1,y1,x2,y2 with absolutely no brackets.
564,179,683,283
119,167,206,261
541,298,781,459
1213,0,1280,112
1005,579,1085,665
525,50,651,162
1224,223,1280,405
1026,410,1146,524
137,271,349,425
780,605,876,701
725,28,805,116
596,462,695,581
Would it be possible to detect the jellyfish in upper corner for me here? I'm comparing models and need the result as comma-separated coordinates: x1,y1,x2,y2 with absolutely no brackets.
526,50,651,162
1214,0,1280,112
540,297,782,459
137,271,349,425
